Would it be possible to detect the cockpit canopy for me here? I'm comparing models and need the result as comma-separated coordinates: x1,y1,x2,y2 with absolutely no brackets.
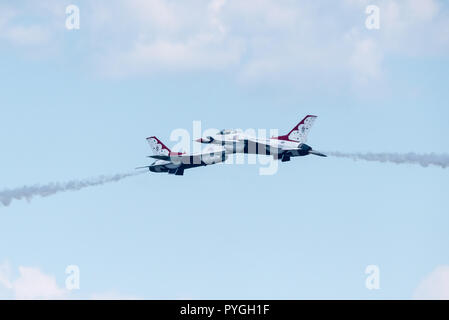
217,129,242,135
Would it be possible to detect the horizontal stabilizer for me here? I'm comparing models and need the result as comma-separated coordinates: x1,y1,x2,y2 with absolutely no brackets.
148,155,171,161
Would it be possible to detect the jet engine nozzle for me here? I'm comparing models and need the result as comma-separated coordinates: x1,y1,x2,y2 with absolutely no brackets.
299,143,326,157
308,150,327,157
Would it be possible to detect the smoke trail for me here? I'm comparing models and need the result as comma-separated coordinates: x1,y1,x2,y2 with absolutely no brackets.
327,152,449,169
0,171,145,207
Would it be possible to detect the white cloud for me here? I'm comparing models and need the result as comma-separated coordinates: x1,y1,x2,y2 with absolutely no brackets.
0,1,64,50
96,0,242,76
413,265,449,300
0,261,67,299
378,0,448,55
349,38,384,83
0,261,135,300
90,0,448,84
2,0,449,86
13,266,67,299
101,33,244,77
2,25,50,46
407,0,439,21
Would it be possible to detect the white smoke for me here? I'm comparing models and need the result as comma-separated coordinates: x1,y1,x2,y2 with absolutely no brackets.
0,171,144,207
327,152,449,169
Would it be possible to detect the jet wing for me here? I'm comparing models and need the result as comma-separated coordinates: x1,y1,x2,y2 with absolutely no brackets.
148,146,227,164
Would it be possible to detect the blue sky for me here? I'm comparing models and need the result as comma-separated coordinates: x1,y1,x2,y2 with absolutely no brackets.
0,0,448,299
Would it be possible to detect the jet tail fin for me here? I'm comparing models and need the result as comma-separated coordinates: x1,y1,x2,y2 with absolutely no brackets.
273,115,317,143
146,136,172,156
146,136,184,156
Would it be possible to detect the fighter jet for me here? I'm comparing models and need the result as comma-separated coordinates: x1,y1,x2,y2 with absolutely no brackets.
137,136,228,176
195,115,326,162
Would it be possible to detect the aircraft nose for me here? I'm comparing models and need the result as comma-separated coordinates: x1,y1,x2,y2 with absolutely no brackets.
195,136,213,143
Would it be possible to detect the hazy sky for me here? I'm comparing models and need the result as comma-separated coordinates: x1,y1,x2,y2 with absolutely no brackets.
0,0,448,299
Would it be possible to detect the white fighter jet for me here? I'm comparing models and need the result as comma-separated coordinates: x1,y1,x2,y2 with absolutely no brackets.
137,136,227,176
195,115,326,162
